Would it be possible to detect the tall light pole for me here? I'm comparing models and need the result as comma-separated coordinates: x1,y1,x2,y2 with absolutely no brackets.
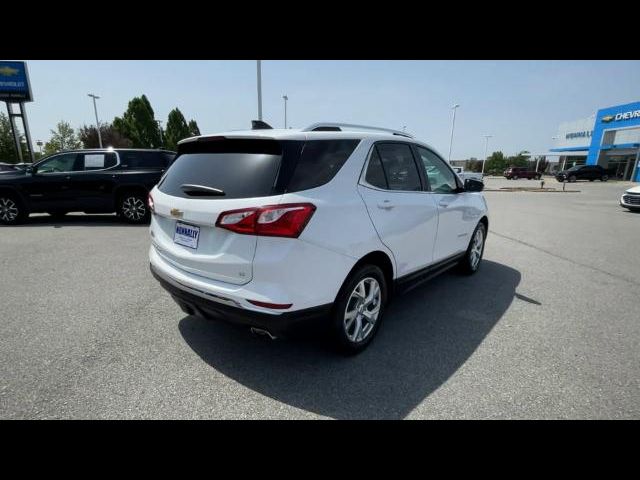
282,94,288,128
157,120,163,147
481,135,493,175
257,60,263,121
448,104,460,162
87,93,103,148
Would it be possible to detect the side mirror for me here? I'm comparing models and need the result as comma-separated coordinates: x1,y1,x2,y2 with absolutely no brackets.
464,178,484,192
26,165,35,175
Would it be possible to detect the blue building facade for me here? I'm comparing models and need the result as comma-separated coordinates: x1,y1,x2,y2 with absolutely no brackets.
551,101,640,182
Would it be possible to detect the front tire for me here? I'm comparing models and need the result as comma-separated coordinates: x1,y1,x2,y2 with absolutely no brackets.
330,264,387,355
569,175,577,183
458,222,486,275
601,175,608,182
118,193,150,224
0,195,28,225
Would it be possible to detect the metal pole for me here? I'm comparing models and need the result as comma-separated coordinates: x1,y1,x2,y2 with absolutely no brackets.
481,135,492,175
282,95,288,128
6,103,23,162
257,60,263,121
88,94,102,148
19,102,35,162
448,104,459,162
157,120,163,147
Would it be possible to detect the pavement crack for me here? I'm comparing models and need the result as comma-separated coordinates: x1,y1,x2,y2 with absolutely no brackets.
489,230,640,287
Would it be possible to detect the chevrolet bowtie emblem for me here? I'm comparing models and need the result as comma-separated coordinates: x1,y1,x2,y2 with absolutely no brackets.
170,208,184,218
0,66,19,76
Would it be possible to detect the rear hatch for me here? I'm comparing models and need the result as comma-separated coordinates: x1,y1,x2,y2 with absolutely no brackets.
150,135,361,285
150,137,300,285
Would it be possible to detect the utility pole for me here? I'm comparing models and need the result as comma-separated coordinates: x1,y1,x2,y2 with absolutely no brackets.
87,93,102,148
282,94,288,128
448,104,460,162
481,135,493,176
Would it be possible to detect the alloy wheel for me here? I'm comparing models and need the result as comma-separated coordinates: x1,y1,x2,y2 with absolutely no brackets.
122,197,146,221
344,277,381,343
0,198,19,223
470,227,484,270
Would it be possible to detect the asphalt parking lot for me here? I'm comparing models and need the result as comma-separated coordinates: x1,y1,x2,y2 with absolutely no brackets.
1,177,639,419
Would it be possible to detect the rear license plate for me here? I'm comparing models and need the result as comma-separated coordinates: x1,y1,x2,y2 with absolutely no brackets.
174,222,200,249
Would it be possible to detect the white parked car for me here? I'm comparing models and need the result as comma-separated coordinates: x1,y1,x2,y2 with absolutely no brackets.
620,185,640,212
148,122,489,353
452,166,483,183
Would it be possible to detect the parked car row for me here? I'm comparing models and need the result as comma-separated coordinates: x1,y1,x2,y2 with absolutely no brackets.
0,149,175,225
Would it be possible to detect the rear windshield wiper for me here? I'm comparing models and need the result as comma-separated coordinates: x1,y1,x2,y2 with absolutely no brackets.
180,184,226,196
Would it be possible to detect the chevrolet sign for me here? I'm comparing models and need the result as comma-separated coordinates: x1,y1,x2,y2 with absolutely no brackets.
602,110,640,123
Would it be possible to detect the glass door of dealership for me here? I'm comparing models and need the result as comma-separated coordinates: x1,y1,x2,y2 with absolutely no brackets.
598,149,639,180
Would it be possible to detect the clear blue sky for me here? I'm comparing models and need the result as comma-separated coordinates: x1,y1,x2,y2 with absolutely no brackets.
20,60,640,159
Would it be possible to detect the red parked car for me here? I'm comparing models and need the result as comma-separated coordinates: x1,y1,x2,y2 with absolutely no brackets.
503,166,541,180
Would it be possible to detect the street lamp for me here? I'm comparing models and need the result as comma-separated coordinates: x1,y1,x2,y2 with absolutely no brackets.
87,93,103,148
447,104,460,162
257,60,263,121
157,120,163,147
282,94,288,129
481,135,493,176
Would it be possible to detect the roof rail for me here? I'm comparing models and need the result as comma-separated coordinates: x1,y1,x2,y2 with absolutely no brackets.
302,122,413,138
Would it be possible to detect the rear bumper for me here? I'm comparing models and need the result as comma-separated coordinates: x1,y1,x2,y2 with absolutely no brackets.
151,264,332,335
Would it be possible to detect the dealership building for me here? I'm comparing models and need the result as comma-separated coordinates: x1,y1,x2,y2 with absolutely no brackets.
546,101,640,182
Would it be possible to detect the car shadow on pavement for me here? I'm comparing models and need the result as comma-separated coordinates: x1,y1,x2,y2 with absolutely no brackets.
13,214,148,228
178,260,520,419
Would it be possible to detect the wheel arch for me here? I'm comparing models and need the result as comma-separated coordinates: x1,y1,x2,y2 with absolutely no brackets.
335,250,395,304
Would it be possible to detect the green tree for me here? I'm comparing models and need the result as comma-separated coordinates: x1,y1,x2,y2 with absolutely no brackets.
484,151,507,175
43,120,81,156
164,108,191,151
113,94,162,148
78,123,133,149
188,119,201,137
0,112,19,162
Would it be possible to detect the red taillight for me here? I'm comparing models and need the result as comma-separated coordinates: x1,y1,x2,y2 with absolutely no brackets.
148,193,155,213
215,203,316,238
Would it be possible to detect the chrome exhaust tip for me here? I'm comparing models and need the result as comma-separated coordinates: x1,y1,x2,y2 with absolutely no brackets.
250,327,278,340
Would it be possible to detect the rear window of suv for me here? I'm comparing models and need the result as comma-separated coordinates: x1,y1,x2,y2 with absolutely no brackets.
158,138,360,199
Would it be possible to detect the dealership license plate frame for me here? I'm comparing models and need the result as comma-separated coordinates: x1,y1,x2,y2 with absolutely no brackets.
174,221,200,250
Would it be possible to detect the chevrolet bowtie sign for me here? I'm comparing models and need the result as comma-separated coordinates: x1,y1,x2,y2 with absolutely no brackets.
0,61,32,102
602,110,640,123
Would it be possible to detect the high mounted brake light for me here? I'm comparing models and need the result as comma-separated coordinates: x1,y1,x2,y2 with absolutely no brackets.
215,203,316,238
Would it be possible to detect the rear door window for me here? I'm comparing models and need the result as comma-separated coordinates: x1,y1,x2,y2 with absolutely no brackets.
78,152,117,171
375,143,422,191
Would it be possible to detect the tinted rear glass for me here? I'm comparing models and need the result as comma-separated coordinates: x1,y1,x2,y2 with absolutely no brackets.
285,140,359,192
160,138,358,199
120,151,168,169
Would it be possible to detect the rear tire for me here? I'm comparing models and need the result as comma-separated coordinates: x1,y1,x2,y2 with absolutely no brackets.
458,222,486,275
0,194,28,225
601,175,608,182
118,192,150,224
330,264,387,355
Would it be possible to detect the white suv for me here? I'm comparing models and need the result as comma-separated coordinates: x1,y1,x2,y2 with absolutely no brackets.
148,122,489,353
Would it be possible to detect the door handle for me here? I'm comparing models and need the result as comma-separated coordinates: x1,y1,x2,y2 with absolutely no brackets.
377,200,395,210
65,176,72,180
438,200,450,208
